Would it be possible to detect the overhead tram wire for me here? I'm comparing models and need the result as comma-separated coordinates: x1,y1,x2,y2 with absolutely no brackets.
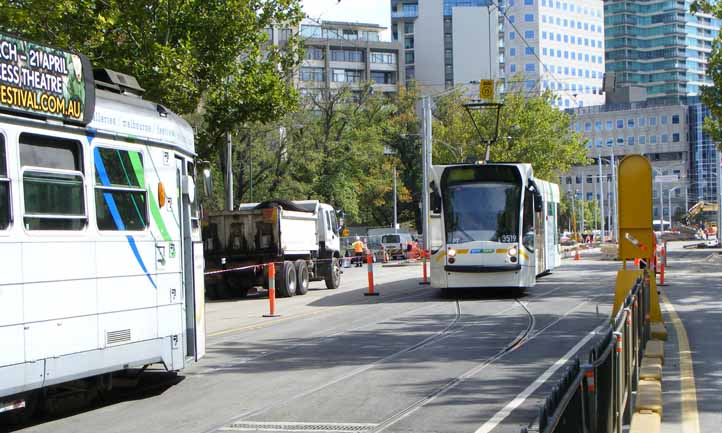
488,0,582,106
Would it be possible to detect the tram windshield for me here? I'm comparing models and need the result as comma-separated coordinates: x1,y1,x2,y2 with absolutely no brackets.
444,181,521,244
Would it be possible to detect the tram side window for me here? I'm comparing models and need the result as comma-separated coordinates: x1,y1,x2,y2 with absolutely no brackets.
94,147,147,231
20,133,86,230
0,135,10,230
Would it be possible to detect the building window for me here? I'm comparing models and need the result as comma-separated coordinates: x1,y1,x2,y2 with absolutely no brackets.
650,135,657,144
524,13,534,22
525,47,534,55
300,67,324,82
566,177,572,185
510,47,517,57
405,66,415,80
332,69,363,83
661,115,668,125
370,52,396,64
370,71,397,85
405,36,414,49
639,117,646,128
509,32,516,40
616,137,624,146
405,51,414,64
672,114,680,124
0,134,9,230
304,47,324,60
672,133,680,142
94,147,148,231
404,22,414,33
20,133,86,230
510,64,517,73
639,136,646,145
616,119,624,129
627,118,635,128
584,122,592,132
661,134,669,143
606,120,613,130
627,136,635,146
525,63,535,72
606,138,613,147
330,48,364,62
649,116,657,126
524,30,535,39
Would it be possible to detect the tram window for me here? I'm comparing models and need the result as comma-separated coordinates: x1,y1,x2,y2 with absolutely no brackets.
0,135,10,230
20,133,86,230
94,147,148,231
522,189,534,251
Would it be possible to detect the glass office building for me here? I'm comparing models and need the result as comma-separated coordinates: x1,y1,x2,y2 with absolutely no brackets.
605,0,721,101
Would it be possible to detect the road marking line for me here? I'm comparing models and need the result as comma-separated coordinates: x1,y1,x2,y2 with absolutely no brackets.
219,421,377,432
473,323,605,433
660,289,700,433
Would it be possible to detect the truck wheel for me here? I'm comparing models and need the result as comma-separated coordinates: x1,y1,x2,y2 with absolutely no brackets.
295,260,309,295
276,261,297,297
324,258,341,290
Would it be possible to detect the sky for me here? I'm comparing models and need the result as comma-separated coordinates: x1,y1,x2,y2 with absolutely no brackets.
301,0,392,40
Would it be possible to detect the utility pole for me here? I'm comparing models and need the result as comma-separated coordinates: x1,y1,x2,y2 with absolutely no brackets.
393,166,398,231
421,96,432,251
598,156,605,241
225,132,233,211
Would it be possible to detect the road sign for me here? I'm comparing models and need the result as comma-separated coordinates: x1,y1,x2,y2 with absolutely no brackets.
342,228,350,237
479,80,494,100
655,175,679,184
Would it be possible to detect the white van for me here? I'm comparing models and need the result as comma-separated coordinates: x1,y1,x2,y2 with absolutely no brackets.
381,233,413,259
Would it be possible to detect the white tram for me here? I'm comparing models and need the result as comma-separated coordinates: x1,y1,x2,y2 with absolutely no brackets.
428,163,561,291
0,34,205,415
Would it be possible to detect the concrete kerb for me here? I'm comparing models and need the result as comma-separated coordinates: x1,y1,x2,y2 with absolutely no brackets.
630,325,667,433
381,259,422,268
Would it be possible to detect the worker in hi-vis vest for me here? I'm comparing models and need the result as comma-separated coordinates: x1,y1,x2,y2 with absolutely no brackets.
352,236,365,267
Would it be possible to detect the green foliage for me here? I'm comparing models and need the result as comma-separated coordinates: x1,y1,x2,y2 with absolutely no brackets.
1,0,304,118
202,84,405,226
432,85,589,180
690,1,722,146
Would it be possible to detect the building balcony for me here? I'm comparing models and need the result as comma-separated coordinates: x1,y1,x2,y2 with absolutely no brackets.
391,10,418,20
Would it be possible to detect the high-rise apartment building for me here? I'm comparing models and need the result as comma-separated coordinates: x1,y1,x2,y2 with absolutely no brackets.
391,0,499,94
297,21,404,98
604,0,721,102
391,0,606,107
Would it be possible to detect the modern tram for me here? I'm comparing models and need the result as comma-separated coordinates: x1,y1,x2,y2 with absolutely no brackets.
428,163,561,291
0,34,205,415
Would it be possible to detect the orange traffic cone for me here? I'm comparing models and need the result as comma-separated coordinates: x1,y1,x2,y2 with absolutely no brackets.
574,247,581,261
634,257,640,267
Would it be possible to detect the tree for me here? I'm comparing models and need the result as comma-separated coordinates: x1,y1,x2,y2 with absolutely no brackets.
1,0,304,117
432,85,589,180
690,1,722,146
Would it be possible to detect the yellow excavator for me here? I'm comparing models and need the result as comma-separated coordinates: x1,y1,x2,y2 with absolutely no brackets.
684,201,718,235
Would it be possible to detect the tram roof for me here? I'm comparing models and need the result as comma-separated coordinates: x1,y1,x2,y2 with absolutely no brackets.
88,89,195,155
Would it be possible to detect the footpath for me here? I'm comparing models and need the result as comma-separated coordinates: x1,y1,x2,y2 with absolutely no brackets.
660,241,722,433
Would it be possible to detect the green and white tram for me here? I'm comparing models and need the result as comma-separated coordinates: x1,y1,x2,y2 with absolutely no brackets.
428,163,561,292
0,34,205,415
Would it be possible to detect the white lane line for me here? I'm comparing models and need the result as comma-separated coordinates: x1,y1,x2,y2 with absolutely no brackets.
473,323,606,433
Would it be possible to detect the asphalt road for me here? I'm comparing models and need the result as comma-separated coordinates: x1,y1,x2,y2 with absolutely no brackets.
661,242,722,433
9,253,619,433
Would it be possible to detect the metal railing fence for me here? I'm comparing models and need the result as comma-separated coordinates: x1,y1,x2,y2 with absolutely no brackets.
523,273,650,433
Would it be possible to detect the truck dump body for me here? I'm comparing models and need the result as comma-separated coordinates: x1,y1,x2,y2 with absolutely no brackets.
205,207,318,261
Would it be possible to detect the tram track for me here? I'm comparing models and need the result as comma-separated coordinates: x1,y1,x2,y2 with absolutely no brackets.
208,293,535,433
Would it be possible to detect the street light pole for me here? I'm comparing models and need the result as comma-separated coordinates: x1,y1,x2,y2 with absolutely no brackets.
393,165,398,231
225,132,233,211
598,156,605,241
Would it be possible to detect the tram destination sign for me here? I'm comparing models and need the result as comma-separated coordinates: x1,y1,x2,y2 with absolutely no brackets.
0,33,95,125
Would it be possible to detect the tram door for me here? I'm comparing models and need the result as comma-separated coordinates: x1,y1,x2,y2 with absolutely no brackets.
535,199,545,274
176,157,201,361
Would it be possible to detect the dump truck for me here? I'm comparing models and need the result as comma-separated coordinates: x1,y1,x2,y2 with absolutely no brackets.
203,200,342,298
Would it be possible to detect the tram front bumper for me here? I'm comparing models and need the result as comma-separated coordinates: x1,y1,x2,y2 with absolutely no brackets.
444,264,522,273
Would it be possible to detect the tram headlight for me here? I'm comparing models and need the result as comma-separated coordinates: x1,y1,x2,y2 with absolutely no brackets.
508,247,518,257
447,248,457,258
